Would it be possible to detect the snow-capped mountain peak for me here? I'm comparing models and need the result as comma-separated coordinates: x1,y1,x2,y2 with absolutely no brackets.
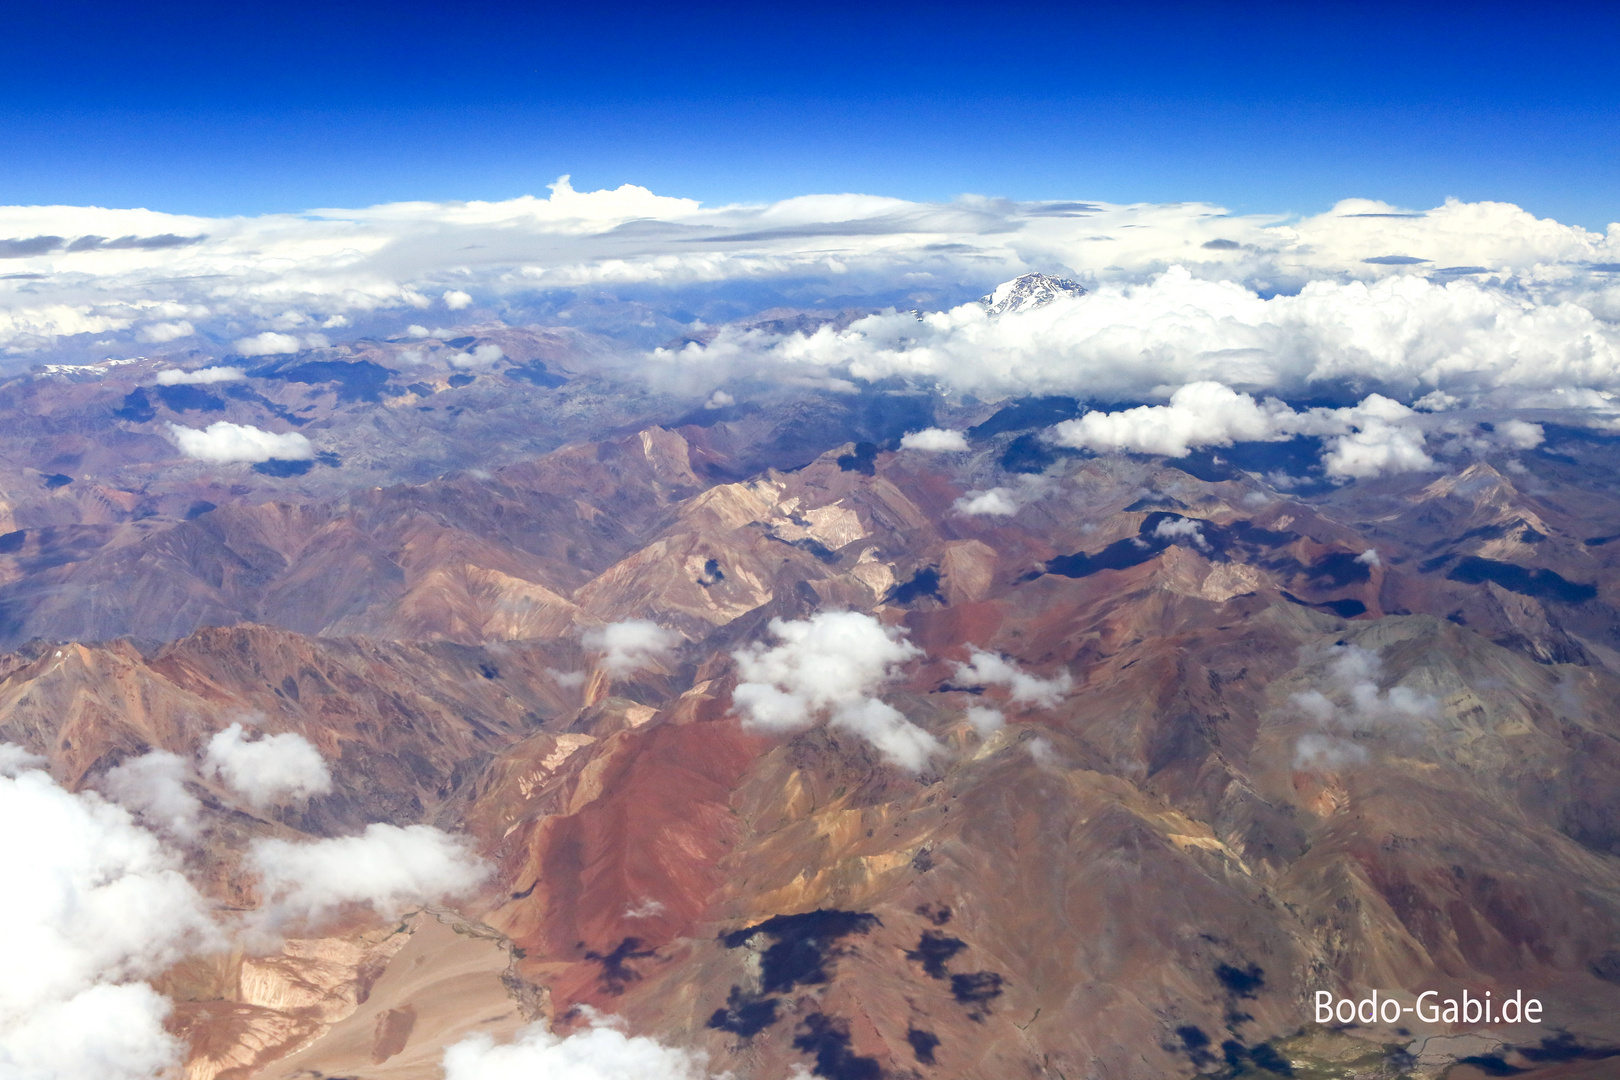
981,272,1086,315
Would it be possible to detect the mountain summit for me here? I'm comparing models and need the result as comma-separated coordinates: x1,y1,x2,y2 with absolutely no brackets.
981,271,1087,315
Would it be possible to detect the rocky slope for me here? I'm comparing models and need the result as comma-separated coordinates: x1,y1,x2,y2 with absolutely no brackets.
4,335,1620,1079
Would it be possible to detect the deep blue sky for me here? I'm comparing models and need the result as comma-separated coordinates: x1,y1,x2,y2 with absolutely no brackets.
3,1,1617,227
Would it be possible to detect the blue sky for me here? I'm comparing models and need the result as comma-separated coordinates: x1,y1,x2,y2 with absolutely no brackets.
3,1,1617,226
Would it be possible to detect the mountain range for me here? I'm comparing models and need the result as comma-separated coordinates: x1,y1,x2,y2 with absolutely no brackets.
4,276,1620,1080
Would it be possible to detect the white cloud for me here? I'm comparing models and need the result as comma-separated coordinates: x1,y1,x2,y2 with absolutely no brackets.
1294,732,1367,769
669,265,1620,411
732,611,940,770
1355,548,1381,567
951,650,1072,708
0,743,45,776
136,320,194,343
233,331,302,356
1415,389,1459,411
166,421,314,464
704,390,736,409
1048,382,1440,479
547,667,587,689
953,487,1021,516
1322,414,1434,477
623,898,667,919
99,751,202,840
964,705,1005,736
406,324,431,337
1051,382,1294,457
1498,419,1545,449
583,619,682,676
443,1015,714,1080
900,427,969,452
1152,516,1210,550
1290,644,1438,768
201,722,332,810
3,184,1616,388
154,365,245,385
248,823,489,930
0,751,220,1080
443,289,473,310
450,343,505,370
1026,736,1058,766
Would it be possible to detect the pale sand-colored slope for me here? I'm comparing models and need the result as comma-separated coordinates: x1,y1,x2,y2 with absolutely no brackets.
261,911,528,1080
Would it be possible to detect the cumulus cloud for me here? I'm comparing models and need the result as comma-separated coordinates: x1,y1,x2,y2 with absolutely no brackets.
1294,732,1366,770
201,723,332,810
443,1015,713,1080
900,427,969,452
233,331,302,356
732,611,941,771
583,619,682,676
953,474,1051,516
154,365,245,385
450,343,505,370
443,289,473,310
1355,548,1381,567
1498,419,1546,449
672,263,1620,407
953,487,1022,516
1051,382,1292,457
136,320,194,343
1290,644,1439,768
0,750,220,1080
951,650,1072,708
623,898,667,919
1026,736,1058,766
248,823,489,930
167,421,314,464
704,390,735,409
1153,516,1210,550
99,751,202,840
4,183,1617,390
0,743,44,775
1048,382,1441,479
964,705,1005,736
547,667,588,689
1321,397,1436,478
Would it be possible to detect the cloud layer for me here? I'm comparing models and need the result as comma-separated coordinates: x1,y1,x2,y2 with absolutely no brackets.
2,183,1616,398
673,266,1620,407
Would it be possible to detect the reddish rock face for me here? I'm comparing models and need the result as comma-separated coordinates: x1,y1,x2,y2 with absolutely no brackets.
5,365,1620,1079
